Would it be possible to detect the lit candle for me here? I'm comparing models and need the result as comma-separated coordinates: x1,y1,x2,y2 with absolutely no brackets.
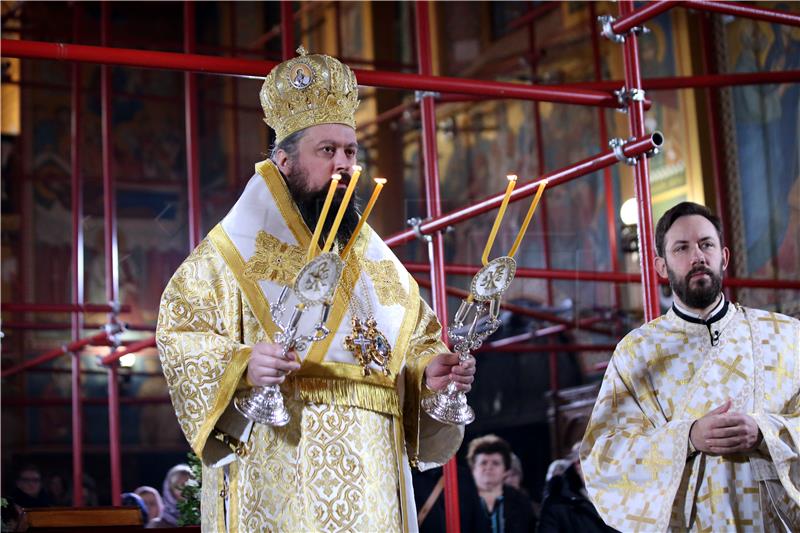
342,177,386,258
322,164,362,253
481,175,517,266
508,179,548,258
307,174,341,262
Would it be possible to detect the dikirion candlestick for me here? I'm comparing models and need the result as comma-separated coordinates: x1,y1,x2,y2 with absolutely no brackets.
322,164,362,254
508,179,548,258
342,177,386,259
481,174,518,266
307,174,341,262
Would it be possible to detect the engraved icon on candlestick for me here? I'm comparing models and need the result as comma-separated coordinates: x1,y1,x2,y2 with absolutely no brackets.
422,175,548,425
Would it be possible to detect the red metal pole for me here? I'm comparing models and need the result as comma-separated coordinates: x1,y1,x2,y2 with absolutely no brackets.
415,3,460,533
620,0,660,321
70,3,85,506
405,263,800,290
698,13,737,303
590,2,622,309
528,19,554,307
569,70,800,91
681,0,800,26
0,39,625,108
386,133,663,247
611,1,677,34
3,396,173,407
281,1,294,60
478,344,618,353
101,2,122,507
184,1,201,249
1,331,110,379
1,303,131,313
228,3,242,189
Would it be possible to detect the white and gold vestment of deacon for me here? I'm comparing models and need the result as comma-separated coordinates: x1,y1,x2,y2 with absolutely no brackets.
581,300,799,531
157,160,463,532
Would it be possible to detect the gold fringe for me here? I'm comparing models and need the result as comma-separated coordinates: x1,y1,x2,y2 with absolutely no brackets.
296,377,400,417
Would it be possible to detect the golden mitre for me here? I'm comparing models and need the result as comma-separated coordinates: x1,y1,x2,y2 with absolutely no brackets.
260,46,360,143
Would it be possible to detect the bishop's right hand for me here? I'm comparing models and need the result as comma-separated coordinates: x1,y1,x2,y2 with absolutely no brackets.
246,342,301,386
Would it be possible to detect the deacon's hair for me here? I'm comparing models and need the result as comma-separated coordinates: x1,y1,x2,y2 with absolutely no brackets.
655,201,723,257
269,128,307,163
466,434,512,470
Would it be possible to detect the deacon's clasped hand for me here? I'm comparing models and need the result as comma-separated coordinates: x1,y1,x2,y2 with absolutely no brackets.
689,399,763,455
424,353,477,393
246,342,301,387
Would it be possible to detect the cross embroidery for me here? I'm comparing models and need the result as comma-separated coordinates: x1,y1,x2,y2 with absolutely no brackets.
766,351,791,391
697,477,728,514
596,440,620,467
716,355,747,384
685,400,713,420
609,474,638,506
759,313,791,335
650,343,679,375
625,501,657,531
636,446,671,481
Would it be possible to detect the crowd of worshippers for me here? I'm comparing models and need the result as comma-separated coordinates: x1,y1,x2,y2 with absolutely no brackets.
2,462,192,529
6,439,603,533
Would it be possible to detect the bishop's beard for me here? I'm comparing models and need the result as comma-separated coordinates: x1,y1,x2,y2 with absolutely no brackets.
284,165,361,249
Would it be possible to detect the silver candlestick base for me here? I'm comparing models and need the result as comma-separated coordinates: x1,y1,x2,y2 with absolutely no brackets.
421,363,475,425
421,256,516,426
234,384,290,426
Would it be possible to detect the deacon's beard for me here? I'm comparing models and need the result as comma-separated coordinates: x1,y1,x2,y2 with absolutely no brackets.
667,259,724,310
284,164,361,248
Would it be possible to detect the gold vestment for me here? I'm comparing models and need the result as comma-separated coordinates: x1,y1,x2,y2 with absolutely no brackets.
157,160,463,532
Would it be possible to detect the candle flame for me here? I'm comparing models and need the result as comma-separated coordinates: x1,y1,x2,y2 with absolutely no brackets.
374,177,387,185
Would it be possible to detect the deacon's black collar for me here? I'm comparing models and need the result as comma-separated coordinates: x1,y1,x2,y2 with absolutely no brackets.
672,296,729,346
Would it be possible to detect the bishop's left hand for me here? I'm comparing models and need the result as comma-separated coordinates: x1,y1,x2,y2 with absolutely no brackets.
424,353,476,392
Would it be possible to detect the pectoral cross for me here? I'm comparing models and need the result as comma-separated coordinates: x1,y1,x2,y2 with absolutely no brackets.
344,317,392,376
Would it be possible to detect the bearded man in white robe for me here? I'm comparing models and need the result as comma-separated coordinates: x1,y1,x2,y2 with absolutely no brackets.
581,201,799,531
157,48,474,532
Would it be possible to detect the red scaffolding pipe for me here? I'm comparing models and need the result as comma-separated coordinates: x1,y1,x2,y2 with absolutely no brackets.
682,0,800,26
590,2,622,309
611,1,677,34
70,3,85,505
1,303,132,313
0,331,110,379
0,39,626,108
414,3,460,532
620,0,660,321
184,2,202,250
3,396,173,408
100,2,123,507
280,0,294,61
386,133,663,247
478,343,618,354
406,263,800,290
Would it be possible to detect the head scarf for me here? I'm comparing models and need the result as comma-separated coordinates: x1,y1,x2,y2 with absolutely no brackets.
159,464,192,526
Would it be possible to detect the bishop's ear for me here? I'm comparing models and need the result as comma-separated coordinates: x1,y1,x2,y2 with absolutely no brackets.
274,149,292,175
654,255,668,279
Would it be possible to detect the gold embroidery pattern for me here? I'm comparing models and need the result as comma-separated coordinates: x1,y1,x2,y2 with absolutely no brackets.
243,230,305,285
156,239,251,455
363,259,408,307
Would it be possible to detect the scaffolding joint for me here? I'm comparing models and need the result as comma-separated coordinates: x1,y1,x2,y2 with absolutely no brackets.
598,15,650,44
407,217,432,243
613,86,646,112
608,138,638,166
415,90,440,102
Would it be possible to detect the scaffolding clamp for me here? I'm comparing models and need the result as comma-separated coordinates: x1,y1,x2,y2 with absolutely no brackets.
614,87,646,112
415,90,440,102
407,217,432,243
609,138,639,166
598,15,650,44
